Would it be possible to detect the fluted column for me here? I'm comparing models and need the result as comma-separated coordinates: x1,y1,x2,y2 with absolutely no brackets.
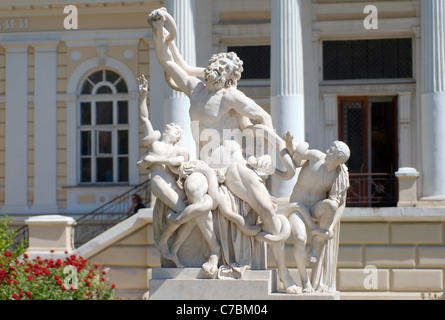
270,0,305,198
420,0,445,198
164,0,197,159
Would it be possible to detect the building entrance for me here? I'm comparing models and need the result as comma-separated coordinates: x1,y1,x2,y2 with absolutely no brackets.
339,96,398,207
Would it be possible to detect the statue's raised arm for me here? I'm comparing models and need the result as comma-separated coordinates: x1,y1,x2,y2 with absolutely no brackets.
147,8,201,97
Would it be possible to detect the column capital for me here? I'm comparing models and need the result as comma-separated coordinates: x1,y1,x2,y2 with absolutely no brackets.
32,41,59,54
2,42,29,54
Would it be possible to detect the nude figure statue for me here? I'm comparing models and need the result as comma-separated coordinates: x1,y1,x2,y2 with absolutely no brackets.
147,8,298,290
280,132,350,292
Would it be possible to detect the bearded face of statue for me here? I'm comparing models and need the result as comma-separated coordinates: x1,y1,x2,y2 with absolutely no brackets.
204,54,241,88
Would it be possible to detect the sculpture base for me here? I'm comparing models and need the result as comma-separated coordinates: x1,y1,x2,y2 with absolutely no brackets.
148,268,339,300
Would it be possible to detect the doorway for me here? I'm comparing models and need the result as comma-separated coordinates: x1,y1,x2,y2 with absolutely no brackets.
338,96,398,207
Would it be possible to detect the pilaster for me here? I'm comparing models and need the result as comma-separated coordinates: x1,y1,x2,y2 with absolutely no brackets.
323,94,338,146
398,92,412,169
2,43,29,213
32,41,59,213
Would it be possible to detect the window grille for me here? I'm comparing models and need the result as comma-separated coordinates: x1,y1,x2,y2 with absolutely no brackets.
342,101,364,172
227,45,270,80
323,39,413,81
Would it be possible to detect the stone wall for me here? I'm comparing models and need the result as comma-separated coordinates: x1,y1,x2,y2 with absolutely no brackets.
266,208,445,298
88,222,160,299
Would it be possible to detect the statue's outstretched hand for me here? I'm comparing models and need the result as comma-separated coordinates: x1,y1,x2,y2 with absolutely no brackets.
147,7,167,29
283,131,294,148
137,75,148,96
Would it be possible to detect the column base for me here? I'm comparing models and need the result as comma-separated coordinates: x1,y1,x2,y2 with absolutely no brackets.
416,196,445,208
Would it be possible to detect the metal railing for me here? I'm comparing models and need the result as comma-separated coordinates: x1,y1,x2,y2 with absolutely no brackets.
73,179,151,248
347,173,397,207
11,225,29,251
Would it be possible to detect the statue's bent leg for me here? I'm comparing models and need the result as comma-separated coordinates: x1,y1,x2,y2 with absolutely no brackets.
195,212,220,277
168,221,196,268
224,163,280,235
289,212,314,293
151,175,187,213
309,200,338,263
151,175,187,259
269,241,302,294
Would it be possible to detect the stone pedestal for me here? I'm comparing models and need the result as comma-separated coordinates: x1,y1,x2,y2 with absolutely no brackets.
25,215,76,257
148,268,339,300
395,167,419,207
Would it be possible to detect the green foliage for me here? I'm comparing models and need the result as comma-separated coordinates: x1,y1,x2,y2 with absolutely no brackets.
0,215,116,300
0,215,26,257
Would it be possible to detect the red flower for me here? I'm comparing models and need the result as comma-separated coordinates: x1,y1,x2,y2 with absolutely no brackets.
94,264,99,268
61,286,67,291
26,291,32,297
12,293,17,299
4,252,12,257
102,271,107,275
56,280,62,286
101,278,105,282
19,292,24,298
27,275,33,282
54,275,60,280
50,250,55,253
23,253,28,259
24,268,30,273
111,284,116,289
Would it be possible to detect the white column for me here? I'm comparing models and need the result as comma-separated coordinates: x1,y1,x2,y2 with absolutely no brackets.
32,42,59,213
398,92,412,169
164,0,197,160
2,44,29,213
270,0,305,198
420,0,445,198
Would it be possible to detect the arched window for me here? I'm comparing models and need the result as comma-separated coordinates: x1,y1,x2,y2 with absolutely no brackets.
78,69,129,184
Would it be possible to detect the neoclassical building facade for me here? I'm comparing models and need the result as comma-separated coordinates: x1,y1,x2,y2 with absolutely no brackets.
1,0,445,296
